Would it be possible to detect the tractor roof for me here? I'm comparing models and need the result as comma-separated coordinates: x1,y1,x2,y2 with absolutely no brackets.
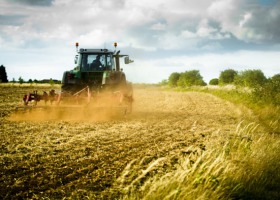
79,48,114,54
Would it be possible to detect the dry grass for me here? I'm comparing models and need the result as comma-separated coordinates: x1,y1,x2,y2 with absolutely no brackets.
121,122,280,200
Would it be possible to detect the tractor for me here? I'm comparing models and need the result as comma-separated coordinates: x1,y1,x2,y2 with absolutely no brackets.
16,42,134,116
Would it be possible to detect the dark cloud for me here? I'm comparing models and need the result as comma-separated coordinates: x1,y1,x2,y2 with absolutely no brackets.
0,15,26,26
8,0,54,6
245,2,280,43
256,0,277,6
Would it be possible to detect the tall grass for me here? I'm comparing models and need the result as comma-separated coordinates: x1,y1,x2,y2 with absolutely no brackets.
121,122,280,199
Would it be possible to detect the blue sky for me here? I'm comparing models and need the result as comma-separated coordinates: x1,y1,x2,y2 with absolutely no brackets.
0,0,279,83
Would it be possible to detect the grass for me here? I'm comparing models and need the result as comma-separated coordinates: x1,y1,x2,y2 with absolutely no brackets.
121,122,280,200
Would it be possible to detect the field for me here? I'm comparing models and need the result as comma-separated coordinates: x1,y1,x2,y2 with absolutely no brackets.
1,84,279,199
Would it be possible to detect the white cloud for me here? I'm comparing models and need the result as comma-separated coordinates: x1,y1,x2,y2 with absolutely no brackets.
239,12,252,27
207,0,242,36
196,19,216,38
180,30,197,39
150,22,166,31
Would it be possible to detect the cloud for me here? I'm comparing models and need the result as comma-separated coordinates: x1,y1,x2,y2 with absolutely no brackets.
150,22,167,31
8,0,54,6
0,0,279,83
207,0,280,44
242,2,280,43
239,12,252,27
0,14,26,26
1,0,279,51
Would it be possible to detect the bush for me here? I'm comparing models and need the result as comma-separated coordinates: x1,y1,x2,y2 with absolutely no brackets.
219,69,237,85
177,70,206,87
234,69,267,88
209,78,219,85
168,72,181,87
253,74,280,105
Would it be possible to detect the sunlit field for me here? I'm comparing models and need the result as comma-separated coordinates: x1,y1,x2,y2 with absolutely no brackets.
1,84,279,199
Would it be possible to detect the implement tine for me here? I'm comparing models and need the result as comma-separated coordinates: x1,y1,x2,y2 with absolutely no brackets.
73,86,89,96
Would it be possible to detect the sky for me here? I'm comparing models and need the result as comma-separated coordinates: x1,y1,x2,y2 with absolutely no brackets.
0,0,280,83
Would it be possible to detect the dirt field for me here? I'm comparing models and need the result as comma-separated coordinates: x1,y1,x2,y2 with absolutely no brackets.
0,85,247,199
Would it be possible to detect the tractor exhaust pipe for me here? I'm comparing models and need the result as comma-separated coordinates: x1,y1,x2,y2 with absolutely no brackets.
115,50,120,71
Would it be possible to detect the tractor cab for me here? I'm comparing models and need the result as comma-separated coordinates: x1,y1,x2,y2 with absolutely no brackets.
61,43,133,94
76,49,115,72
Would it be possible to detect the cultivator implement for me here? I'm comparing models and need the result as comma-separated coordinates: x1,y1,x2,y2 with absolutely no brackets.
15,86,132,120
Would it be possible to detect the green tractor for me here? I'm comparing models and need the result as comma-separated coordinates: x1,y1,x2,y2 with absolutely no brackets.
18,42,134,115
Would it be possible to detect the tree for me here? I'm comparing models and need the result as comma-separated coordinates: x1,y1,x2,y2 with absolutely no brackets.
234,69,267,88
209,78,219,85
159,79,168,86
219,69,237,85
270,74,280,84
28,79,33,84
177,70,206,87
18,76,24,84
168,72,181,87
0,65,8,83
49,79,54,86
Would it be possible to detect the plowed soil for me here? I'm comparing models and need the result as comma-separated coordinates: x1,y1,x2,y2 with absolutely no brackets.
0,85,245,199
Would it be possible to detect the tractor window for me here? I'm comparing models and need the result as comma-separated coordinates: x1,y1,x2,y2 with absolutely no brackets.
81,54,113,71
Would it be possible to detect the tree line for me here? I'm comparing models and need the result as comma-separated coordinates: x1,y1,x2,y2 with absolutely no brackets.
10,77,61,84
0,65,61,84
163,69,280,106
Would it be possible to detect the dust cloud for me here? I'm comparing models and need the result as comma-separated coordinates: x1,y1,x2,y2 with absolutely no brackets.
8,86,243,128
9,104,126,122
